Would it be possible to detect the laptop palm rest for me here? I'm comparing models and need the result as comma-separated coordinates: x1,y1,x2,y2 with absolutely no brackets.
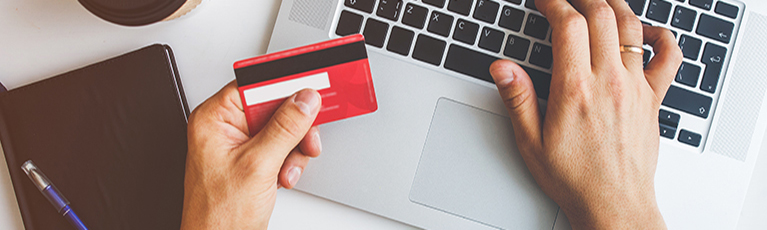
410,98,558,229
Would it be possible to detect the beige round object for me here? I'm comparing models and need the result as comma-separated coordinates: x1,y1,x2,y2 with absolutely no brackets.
163,0,203,21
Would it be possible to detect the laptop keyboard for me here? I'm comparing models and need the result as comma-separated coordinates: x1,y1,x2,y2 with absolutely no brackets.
334,0,743,150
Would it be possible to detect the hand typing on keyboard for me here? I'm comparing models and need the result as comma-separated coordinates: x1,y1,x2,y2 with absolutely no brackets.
490,0,682,229
180,82,322,230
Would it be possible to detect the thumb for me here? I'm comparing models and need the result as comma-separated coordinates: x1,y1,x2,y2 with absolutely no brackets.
490,60,543,152
246,89,321,170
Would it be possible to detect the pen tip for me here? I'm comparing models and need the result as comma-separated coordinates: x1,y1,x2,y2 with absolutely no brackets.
21,160,35,174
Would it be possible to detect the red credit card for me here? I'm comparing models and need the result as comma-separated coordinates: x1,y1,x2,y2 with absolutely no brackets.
234,34,378,135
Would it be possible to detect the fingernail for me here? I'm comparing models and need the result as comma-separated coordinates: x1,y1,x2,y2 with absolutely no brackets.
288,167,302,187
496,70,515,86
294,90,320,115
490,63,515,86
314,132,322,153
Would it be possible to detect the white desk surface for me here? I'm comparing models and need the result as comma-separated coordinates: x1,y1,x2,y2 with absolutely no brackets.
0,0,764,229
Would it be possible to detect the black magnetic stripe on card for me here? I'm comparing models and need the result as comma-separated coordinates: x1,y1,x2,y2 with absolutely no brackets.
235,41,368,87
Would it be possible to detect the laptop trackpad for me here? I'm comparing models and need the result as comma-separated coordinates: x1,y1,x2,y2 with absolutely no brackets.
410,98,559,229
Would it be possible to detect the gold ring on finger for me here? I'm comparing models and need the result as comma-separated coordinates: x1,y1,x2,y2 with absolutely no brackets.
620,45,644,55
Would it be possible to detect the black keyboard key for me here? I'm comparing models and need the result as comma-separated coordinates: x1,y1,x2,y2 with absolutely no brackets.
524,14,549,40
662,85,712,118
448,0,474,16
658,109,680,140
675,62,701,87
715,2,739,19
700,43,727,93
689,0,713,10
387,26,415,56
363,18,389,48
520,65,552,99
505,0,522,5
678,129,702,147
346,0,376,13
529,43,553,69
659,109,681,127
474,0,500,24
454,19,480,45
428,11,454,37
479,27,505,53
679,35,702,60
444,45,552,99
671,6,697,31
643,49,652,68
336,11,364,36
696,14,734,44
660,124,676,139
402,3,429,29
413,34,447,66
525,0,538,11
445,44,498,82
377,0,404,21
499,6,525,32
504,35,531,61
701,42,726,66
424,0,446,8
647,0,672,24
626,0,646,16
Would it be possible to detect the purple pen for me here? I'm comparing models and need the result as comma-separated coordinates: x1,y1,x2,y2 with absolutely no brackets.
21,160,88,230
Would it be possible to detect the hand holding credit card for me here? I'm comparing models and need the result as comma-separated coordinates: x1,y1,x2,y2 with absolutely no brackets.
234,34,378,135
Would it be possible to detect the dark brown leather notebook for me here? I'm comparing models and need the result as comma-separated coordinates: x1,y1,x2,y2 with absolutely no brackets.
0,44,190,230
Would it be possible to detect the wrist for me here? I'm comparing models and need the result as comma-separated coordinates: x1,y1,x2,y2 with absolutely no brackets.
180,174,274,230
180,196,272,230
561,191,666,230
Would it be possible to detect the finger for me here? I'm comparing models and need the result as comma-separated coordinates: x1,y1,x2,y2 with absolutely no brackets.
219,81,250,135
536,0,592,84
191,81,250,135
187,81,251,160
278,148,311,189
643,25,683,100
298,126,322,158
224,80,245,111
605,0,644,70
490,60,543,154
244,89,322,172
568,0,623,69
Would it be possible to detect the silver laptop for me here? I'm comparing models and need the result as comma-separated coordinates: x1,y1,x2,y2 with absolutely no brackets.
267,0,767,229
